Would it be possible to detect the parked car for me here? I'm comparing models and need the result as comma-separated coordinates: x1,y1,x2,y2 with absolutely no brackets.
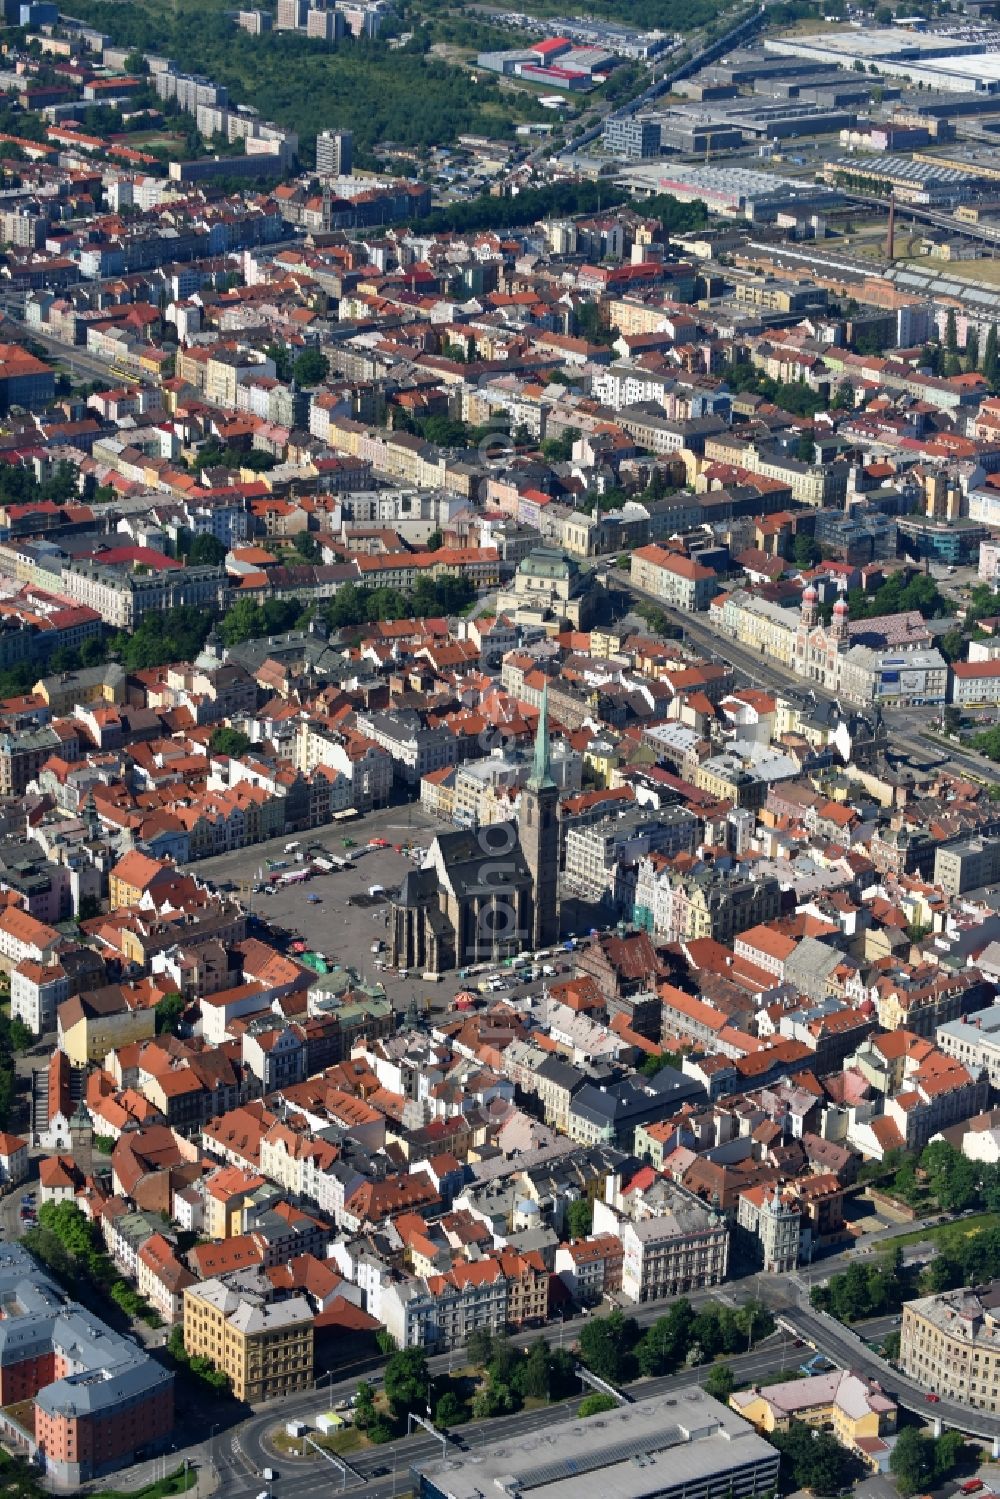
925,1393,940,1404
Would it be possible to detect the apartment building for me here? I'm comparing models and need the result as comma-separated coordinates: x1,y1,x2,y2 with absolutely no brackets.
938,1006,1000,1087
316,127,353,175
631,544,717,611
0,726,65,797
703,435,849,508
182,1268,314,1402
934,836,1000,897
619,1194,729,1302
736,1184,802,1273
564,806,698,905
381,1257,508,1350
710,589,797,670
293,720,393,811
11,958,69,1034
901,1283,1000,1410
654,866,782,945
355,709,459,787
381,1245,545,1350
553,1233,624,1305
60,562,226,630
0,1244,173,1487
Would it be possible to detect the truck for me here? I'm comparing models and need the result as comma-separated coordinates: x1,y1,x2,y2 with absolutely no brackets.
368,884,385,897
312,857,335,872
285,842,300,854
371,940,384,954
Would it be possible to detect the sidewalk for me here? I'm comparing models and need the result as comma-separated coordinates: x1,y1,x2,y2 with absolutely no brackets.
77,1450,218,1498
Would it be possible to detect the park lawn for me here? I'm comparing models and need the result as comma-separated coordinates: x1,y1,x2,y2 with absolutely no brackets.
885,1212,1000,1250
315,1426,367,1455
270,1423,368,1458
934,259,1000,288
91,1465,196,1499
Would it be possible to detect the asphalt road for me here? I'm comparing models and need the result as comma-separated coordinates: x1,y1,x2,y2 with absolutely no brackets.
781,1300,1000,1446
93,1192,973,1499
18,325,117,387
217,1337,800,1499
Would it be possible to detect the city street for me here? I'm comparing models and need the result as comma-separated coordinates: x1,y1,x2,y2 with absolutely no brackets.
610,567,1000,781
172,1316,812,1499
97,1253,914,1499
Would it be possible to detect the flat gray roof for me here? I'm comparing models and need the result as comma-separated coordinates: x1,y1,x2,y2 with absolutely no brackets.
413,1387,779,1499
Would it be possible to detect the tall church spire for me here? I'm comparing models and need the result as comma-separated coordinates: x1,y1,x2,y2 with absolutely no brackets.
528,680,556,791
522,678,559,950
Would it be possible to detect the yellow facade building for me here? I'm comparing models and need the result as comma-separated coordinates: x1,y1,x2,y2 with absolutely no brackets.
731,1370,896,1469
183,1271,314,1404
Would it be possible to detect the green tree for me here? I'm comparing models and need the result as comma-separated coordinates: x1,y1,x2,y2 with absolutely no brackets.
486,1336,520,1388
354,1381,376,1431
566,1197,593,1239
80,636,106,668
220,596,265,647
8,1018,31,1052
945,307,959,354
771,1421,855,1495
434,1390,466,1428
514,1341,554,1401
890,1427,936,1497
967,327,980,371
208,726,251,758
425,530,443,552
705,1364,735,1401
292,532,322,562
792,531,820,568
637,1300,694,1376
575,301,615,346
472,1377,518,1418
187,533,227,566
985,324,999,388
736,1301,774,1347
293,348,330,387
266,342,292,382
938,631,964,666
934,1428,965,1482
795,430,814,463
540,427,580,464
464,1328,494,1367
154,992,186,1036
577,1393,617,1417
167,1325,188,1366
384,1346,431,1419
638,1049,683,1078
578,1309,640,1384
111,604,213,671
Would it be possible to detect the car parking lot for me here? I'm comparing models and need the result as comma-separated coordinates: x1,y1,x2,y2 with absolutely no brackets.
185,806,463,1015
184,804,577,1018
